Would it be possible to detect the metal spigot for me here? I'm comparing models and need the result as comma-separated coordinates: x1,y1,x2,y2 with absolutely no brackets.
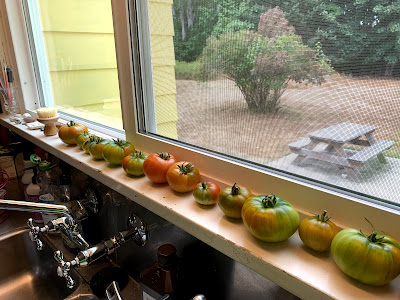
54,250,78,289
55,214,147,289
27,218,44,250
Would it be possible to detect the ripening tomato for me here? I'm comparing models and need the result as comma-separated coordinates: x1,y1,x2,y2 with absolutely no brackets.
193,181,220,205
89,137,110,160
82,136,97,154
331,229,400,286
166,161,200,193
102,139,135,165
122,152,148,176
58,121,88,145
143,153,177,183
298,210,338,252
241,195,300,242
217,183,253,218
76,131,91,150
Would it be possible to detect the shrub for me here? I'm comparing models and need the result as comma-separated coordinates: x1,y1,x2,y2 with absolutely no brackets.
200,7,331,113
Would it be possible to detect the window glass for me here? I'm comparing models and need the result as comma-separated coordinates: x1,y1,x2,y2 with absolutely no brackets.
143,0,400,206
25,0,123,130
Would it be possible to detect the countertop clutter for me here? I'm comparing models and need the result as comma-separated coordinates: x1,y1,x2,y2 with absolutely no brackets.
0,115,400,299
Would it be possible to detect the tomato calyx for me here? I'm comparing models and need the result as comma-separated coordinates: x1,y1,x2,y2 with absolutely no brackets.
231,183,240,196
131,151,146,159
93,137,105,144
313,210,331,222
67,120,76,127
158,152,171,160
201,182,207,190
79,131,90,137
177,161,195,175
111,138,130,147
262,195,277,208
359,231,385,244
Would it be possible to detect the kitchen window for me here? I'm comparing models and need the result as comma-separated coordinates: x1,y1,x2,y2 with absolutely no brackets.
133,0,400,209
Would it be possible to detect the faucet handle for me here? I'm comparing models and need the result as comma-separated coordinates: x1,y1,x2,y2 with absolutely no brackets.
54,250,78,289
27,218,43,250
69,224,90,250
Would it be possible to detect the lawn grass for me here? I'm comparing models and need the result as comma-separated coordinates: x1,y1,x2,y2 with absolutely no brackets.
175,61,201,80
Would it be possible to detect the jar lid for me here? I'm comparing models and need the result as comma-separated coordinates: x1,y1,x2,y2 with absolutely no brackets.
157,244,177,267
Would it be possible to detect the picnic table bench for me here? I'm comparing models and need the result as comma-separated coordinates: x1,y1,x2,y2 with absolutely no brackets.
288,122,395,180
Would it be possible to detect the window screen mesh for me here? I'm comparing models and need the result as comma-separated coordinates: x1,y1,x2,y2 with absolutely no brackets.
146,0,400,206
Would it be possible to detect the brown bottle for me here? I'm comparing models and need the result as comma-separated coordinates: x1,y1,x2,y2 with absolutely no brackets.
139,244,180,300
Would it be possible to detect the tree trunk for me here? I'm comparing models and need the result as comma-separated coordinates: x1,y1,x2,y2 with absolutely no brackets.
187,0,194,28
385,63,395,77
179,0,186,40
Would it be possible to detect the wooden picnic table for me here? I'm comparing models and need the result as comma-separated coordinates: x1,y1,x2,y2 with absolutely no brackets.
288,122,395,180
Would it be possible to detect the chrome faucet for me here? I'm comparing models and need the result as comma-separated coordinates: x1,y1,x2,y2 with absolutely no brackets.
0,199,89,251
54,213,147,289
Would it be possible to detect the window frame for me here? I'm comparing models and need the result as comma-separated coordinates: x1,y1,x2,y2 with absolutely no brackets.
4,0,400,241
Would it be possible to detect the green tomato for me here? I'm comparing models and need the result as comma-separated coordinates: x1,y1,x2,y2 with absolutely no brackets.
82,136,97,154
122,152,148,176
89,138,110,160
102,139,135,165
76,131,91,150
331,229,400,286
217,183,253,218
241,195,300,242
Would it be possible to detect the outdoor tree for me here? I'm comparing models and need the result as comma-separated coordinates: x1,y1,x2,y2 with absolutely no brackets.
278,0,400,76
200,7,330,113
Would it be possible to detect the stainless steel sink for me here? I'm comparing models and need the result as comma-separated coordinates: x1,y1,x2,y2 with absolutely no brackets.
0,227,88,300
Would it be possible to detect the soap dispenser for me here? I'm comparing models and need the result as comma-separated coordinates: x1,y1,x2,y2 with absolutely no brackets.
26,167,42,223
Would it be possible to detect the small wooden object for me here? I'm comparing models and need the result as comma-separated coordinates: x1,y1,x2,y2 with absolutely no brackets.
37,115,59,136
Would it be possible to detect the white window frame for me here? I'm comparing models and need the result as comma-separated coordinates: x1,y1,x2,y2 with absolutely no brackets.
4,0,400,244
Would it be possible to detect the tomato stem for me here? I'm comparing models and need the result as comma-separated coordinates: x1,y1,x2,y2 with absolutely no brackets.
158,152,171,160
177,161,195,175
359,230,385,244
262,195,277,208
367,232,384,243
201,182,207,189
314,210,331,222
231,183,240,196
67,120,75,127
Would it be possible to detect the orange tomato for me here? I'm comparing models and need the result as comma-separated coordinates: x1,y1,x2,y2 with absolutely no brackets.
166,161,200,193
299,210,339,252
59,121,88,145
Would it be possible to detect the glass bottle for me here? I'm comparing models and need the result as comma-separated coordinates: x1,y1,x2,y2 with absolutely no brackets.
139,244,181,300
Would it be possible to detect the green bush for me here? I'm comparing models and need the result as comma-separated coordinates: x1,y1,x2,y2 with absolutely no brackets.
200,7,331,113
175,61,202,80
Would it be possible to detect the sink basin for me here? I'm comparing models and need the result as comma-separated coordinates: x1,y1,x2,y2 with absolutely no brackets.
0,228,83,300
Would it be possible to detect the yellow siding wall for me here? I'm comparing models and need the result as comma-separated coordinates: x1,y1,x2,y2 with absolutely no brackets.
38,0,119,107
38,0,178,138
149,0,178,138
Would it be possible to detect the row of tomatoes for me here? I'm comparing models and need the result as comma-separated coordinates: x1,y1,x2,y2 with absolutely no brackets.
58,122,400,287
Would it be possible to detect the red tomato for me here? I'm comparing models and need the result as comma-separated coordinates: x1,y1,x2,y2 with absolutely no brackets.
166,161,201,193
143,153,177,183
193,181,220,205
